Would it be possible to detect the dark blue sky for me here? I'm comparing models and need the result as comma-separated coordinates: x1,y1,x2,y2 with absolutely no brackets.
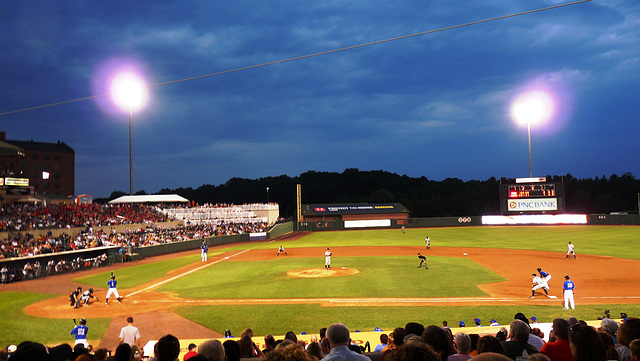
1,1,638,197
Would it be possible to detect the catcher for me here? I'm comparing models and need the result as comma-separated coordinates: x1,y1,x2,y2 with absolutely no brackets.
80,288,100,306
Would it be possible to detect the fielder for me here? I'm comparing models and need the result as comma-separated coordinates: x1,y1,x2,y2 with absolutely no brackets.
105,274,122,305
277,245,288,256
324,248,332,270
563,275,576,309
425,236,431,250
417,253,428,269
70,318,89,348
201,241,208,262
531,274,550,298
566,241,576,259
537,267,552,290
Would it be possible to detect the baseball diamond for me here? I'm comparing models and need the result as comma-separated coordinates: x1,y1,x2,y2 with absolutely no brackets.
3,227,640,351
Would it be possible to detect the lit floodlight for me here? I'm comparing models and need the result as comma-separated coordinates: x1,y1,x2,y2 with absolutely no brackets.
511,90,554,126
110,71,148,112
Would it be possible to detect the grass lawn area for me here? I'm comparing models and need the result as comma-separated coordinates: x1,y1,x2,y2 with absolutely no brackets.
159,256,505,298
0,292,112,347
175,303,640,337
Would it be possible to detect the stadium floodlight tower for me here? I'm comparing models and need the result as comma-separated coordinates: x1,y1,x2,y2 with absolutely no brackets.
511,90,554,178
110,71,149,195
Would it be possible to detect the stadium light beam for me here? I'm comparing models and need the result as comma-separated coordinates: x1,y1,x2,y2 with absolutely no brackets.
511,90,553,177
110,72,148,195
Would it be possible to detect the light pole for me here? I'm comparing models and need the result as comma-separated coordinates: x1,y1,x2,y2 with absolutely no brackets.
110,71,148,195
511,90,553,177
266,187,270,203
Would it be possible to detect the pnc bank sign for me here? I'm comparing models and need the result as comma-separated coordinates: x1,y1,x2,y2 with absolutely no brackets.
508,198,558,212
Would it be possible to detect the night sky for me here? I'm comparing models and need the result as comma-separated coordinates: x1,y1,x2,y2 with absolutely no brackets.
1,1,638,197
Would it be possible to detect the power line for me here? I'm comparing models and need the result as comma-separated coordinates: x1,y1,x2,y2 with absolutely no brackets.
0,0,591,117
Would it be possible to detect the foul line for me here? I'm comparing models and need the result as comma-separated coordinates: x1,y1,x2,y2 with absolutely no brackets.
125,248,251,298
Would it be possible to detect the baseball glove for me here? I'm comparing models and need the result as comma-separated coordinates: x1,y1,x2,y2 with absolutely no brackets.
95,297,100,301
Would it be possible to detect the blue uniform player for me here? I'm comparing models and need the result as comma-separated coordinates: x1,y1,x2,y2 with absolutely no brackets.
563,275,575,309
71,318,89,348
105,274,122,305
537,267,552,291
417,253,428,269
201,241,208,262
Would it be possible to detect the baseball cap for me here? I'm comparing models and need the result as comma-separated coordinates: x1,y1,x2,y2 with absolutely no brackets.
459,321,465,327
474,318,481,323
490,319,497,324
530,316,537,322
564,275,570,279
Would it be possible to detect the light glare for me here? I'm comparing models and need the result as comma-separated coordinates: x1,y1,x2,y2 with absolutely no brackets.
110,72,148,112
511,91,554,126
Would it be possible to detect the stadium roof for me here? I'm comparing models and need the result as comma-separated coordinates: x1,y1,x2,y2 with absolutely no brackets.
108,194,189,204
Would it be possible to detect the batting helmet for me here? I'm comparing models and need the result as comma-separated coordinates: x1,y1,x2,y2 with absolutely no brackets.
89,288,94,293
536,268,542,272
79,318,87,325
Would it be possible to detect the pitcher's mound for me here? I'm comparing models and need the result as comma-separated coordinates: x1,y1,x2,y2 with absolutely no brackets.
288,268,360,278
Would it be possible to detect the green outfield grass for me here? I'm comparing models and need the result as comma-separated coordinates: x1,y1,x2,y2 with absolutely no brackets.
225,225,640,260
2,225,639,347
74,252,206,289
0,292,111,346
175,303,640,337
159,256,505,298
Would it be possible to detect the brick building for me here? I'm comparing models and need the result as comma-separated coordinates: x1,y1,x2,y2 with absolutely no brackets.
0,131,75,200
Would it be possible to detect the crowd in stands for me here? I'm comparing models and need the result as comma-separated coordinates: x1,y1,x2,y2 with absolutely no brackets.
0,203,168,232
2,314,639,361
0,203,270,260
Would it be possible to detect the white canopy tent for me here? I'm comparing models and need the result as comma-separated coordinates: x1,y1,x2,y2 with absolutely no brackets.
108,194,189,204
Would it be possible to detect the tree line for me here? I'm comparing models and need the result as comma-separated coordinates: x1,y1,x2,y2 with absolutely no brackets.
105,169,640,218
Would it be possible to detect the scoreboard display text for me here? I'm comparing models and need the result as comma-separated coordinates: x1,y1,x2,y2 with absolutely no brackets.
500,182,565,214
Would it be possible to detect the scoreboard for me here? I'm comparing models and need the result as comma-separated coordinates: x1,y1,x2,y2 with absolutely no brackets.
500,180,565,214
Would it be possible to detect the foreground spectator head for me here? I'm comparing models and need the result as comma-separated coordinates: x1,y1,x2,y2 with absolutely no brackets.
567,318,579,327
198,340,225,361
527,354,550,361
629,339,640,361
470,353,512,361
94,348,109,361
454,333,471,355
114,343,132,361
286,332,299,343
477,335,504,355
49,343,73,361
568,324,606,361
327,323,350,346
157,334,180,361
597,332,619,361
422,325,452,361
599,319,618,340
391,342,438,361
406,322,426,338
509,320,530,342
393,328,407,347
618,318,640,347
11,341,50,361
307,341,323,360
264,343,312,361
223,340,241,361
239,334,257,358
552,318,571,340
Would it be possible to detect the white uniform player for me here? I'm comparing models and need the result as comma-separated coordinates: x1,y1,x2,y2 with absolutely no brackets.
563,275,576,309
324,248,332,270
566,241,576,259
531,274,549,298
425,236,431,250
